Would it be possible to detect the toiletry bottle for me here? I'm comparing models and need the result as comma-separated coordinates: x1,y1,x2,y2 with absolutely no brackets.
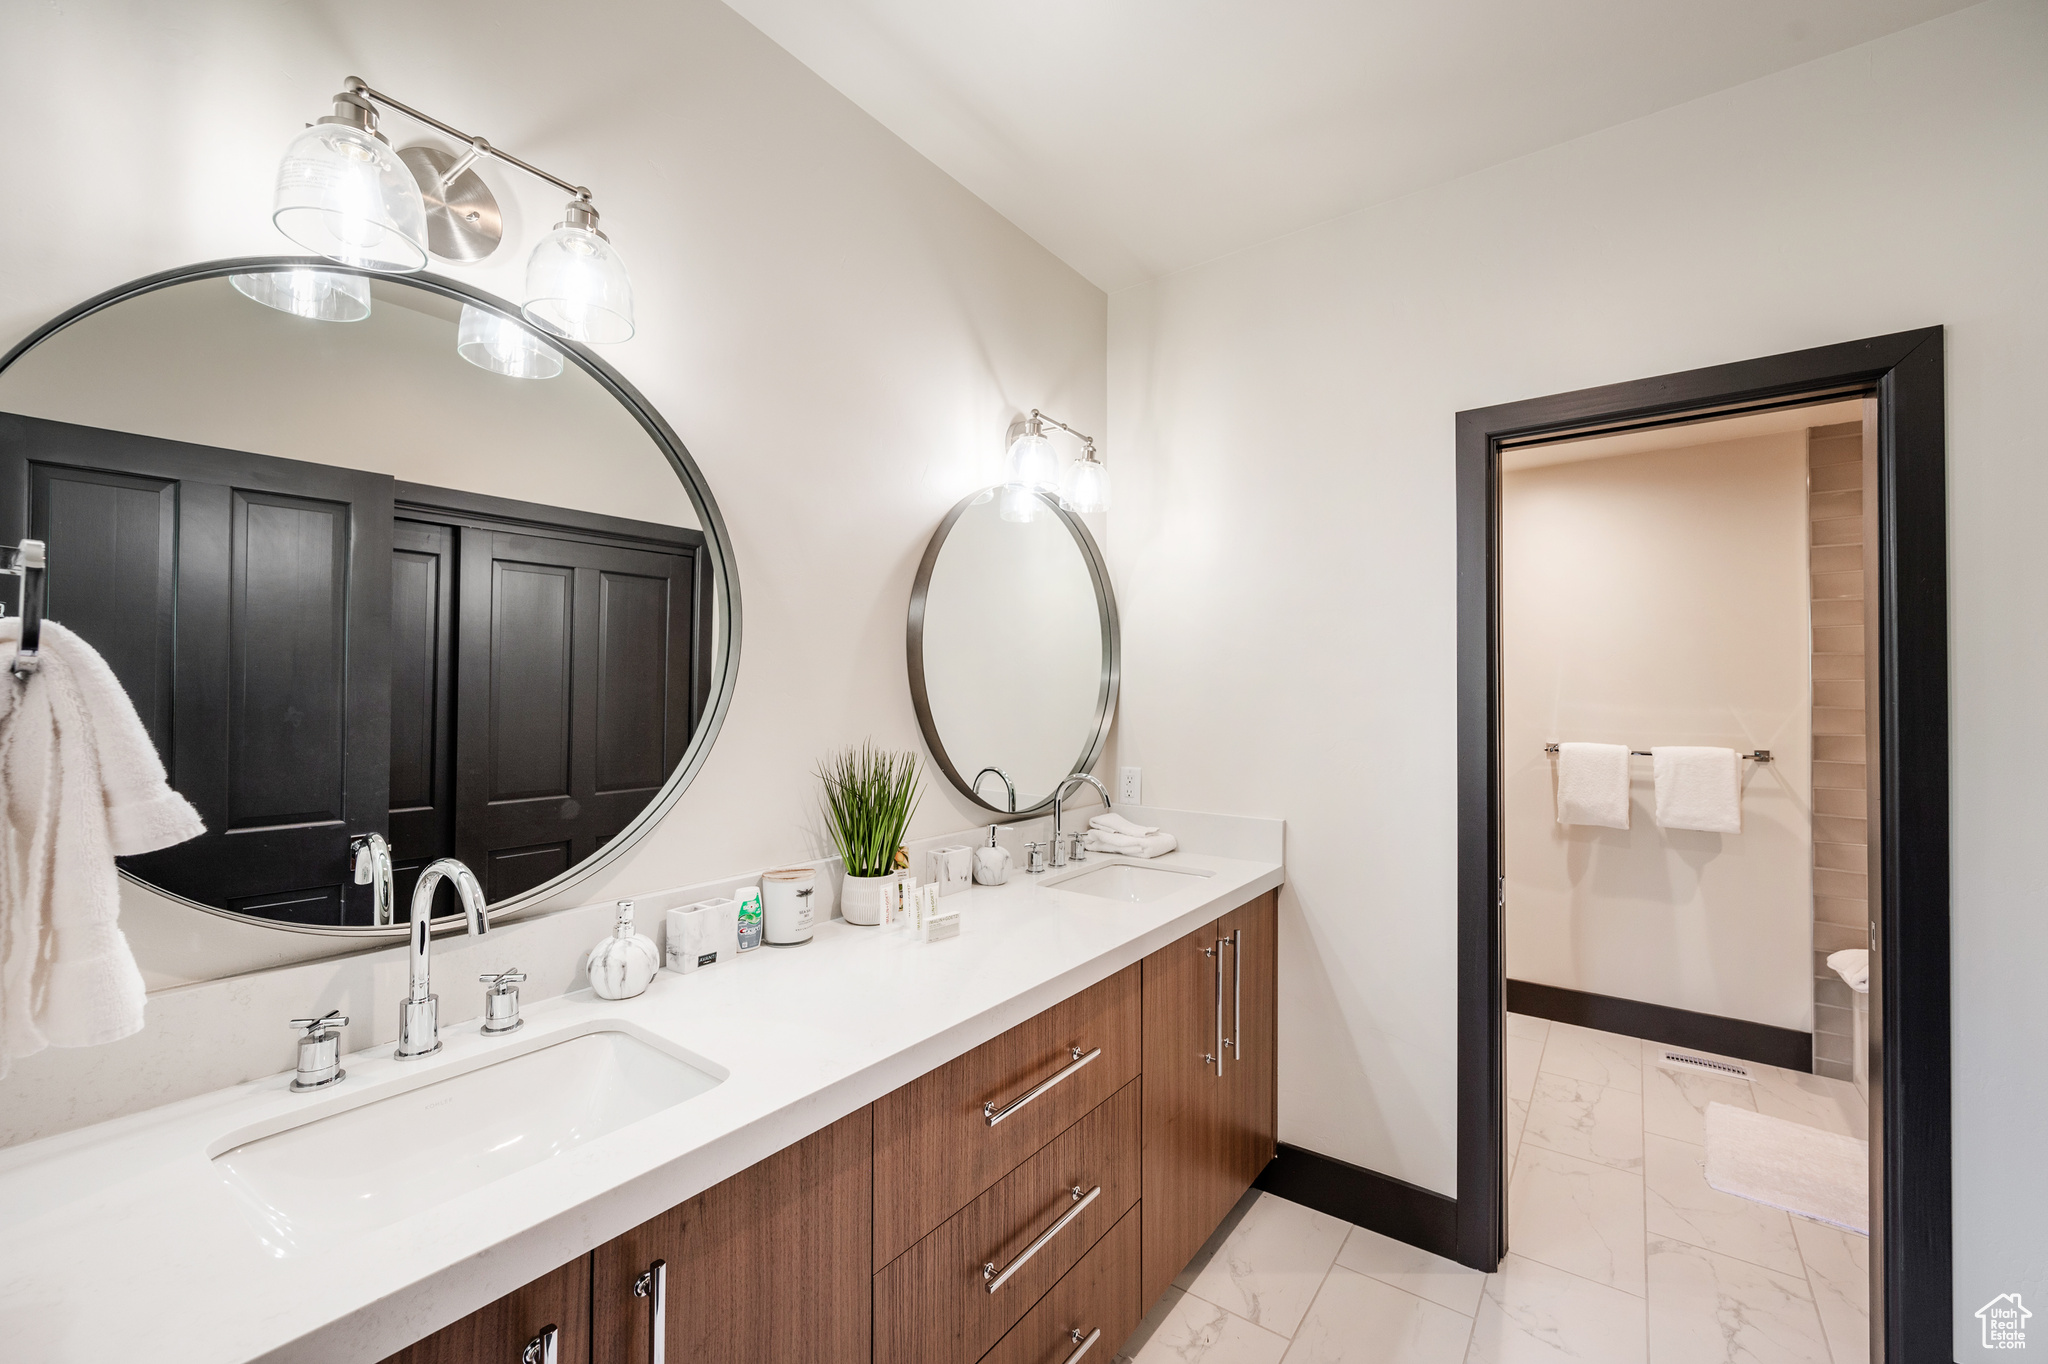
587,899,661,1000
735,885,763,951
972,825,1012,886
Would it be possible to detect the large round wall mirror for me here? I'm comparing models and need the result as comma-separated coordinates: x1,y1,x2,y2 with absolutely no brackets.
0,259,739,933
908,489,1117,814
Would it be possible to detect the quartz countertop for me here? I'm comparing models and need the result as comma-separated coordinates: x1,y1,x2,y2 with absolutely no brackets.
0,848,1281,1363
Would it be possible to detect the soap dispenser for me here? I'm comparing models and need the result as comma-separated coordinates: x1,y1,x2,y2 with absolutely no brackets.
972,825,1012,886
586,900,661,1000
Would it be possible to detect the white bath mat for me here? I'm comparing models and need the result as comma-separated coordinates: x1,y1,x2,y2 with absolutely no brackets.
1703,1101,1868,1234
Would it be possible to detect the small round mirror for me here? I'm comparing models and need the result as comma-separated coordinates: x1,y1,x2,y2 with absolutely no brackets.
908,489,1117,813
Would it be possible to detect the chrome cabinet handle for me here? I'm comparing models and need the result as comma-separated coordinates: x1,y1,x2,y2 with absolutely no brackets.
1211,939,1224,1077
1220,925,1236,1064
985,1046,1102,1127
521,1324,558,1364
983,1185,1101,1293
633,1258,667,1364
1063,1326,1104,1362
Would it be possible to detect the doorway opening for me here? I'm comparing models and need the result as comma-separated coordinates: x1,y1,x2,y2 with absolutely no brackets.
1455,330,1949,1364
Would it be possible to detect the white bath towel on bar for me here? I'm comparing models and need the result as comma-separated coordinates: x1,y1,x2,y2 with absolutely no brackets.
1554,742,1630,829
1652,746,1742,832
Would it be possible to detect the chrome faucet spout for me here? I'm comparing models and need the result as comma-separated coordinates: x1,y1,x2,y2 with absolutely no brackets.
396,858,489,1060
1050,772,1112,868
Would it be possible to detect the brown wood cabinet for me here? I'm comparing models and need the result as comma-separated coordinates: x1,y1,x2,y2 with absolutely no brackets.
1138,890,1280,1309
377,884,1276,1364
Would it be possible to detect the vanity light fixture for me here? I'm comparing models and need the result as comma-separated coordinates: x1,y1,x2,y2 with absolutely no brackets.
456,303,565,379
270,77,635,348
1001,409,1109,521
229,268,372,323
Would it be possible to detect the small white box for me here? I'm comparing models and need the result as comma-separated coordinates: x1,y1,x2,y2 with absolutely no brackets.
667,898,739,973
928,846,974,897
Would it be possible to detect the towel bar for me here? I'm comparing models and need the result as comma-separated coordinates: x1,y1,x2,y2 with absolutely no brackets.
0,539,45,680
1543,743,1771,764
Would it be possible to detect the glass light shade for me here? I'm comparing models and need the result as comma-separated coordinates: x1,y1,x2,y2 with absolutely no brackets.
998,483,1042,523
1003,431,1061,492
457,304,565,379
523,226,635,343
1059,454,1111,513
229,268,372,322
272,123,429,272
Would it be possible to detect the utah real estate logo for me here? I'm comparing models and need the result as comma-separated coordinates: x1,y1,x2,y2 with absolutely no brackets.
1979,1294,2031,1350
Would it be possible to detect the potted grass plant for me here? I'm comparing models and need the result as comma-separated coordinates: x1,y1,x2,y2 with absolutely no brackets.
818,741,924,926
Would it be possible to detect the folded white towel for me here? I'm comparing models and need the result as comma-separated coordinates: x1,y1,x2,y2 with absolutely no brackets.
1554,743,1631,829
1089,812,1158,838
1826,948,1870,994
1083,829,1177,859
1652,747,1742,832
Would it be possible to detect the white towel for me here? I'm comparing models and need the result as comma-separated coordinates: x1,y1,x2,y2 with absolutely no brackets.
0,619,204,1076
1082,829,1177,859
1089,812,1158,838
1826,948,1870,994
1652,747,1742,832
1554,743,1631,829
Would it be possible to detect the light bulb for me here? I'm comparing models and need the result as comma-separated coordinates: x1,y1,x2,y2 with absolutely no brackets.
1004,430,1061,492
457,303,564,379
229,268,372,322
523,199,634,344
271,96,428,272
1059,451,1111,513
999,484,1041,523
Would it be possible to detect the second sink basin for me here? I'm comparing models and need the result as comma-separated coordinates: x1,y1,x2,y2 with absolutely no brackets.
212,1027,722,1255
1052,862,1214,903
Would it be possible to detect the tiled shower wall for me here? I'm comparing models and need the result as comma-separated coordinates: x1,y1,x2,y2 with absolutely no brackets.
1808,421,1867,1082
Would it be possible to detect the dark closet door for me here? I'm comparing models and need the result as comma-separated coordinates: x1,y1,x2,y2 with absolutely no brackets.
0,412,394,924
455,528,696,901
389,519,458,920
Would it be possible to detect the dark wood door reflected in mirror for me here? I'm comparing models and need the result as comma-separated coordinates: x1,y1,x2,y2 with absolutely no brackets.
0,262,737,931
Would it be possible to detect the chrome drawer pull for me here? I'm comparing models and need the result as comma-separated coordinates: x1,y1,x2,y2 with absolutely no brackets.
1064,1326,1104,1362
521,1324,558,1364
982,1184,1101,1293
1230,928,1243,1062
984,1046,1102,1127
633,1258,667,1364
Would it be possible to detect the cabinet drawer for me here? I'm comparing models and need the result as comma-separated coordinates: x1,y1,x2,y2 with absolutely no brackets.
979,1205,1140,1364
876,1080,1140,1364
379,1252,590,1364
875,964,1141,1264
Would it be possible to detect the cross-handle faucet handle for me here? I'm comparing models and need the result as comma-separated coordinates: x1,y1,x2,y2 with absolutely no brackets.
1024,841,1048,874
479,968,528,987
289,1009,349,1034
479,966,526,1036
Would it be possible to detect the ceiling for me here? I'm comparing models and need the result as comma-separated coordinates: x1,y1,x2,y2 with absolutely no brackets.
1500,398,1864,473
720,0,1978,291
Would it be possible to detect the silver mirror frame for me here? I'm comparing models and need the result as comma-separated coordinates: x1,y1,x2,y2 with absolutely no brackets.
0,256,743,937
906,488,1119,816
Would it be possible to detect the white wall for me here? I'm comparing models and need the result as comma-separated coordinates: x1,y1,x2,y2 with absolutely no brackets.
1106,1,2045,1338
0,7,1104,1011
1501,434,1814,1032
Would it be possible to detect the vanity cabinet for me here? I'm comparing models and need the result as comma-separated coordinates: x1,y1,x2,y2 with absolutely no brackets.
1138,891,1279,1308
376,887,1276,1364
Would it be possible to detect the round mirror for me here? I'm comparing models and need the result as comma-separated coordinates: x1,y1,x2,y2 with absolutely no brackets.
0,259,739,933
908,488,1117,813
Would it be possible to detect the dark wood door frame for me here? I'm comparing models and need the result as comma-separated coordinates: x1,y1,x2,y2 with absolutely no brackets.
1455,328,1950,1363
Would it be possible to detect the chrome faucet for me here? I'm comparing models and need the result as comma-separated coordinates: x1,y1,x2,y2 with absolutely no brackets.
972,765,1017,812
395,858,490,1060
1050,773,1112,869
351,832,395,926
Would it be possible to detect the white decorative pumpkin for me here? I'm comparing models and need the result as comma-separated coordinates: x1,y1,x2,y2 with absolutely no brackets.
586,900,661,1000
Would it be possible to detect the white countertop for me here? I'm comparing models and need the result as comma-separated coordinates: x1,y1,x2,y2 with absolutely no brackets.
0,849,1281,1364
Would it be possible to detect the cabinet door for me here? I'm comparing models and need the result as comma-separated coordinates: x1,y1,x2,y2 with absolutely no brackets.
592,1106,872,1364
1220,891,1280,1196
1139,918,1230,1309
377,1253,590,1364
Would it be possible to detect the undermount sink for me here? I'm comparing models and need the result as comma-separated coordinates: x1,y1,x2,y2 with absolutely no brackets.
212,1028,722,1256
1052,862,1214,904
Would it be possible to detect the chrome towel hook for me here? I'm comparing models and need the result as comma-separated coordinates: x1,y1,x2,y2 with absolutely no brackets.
1,539,46,681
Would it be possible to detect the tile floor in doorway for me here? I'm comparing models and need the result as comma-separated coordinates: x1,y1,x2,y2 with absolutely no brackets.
1114,1013,1870,1364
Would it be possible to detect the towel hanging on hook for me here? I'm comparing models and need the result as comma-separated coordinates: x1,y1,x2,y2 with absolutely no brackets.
1,539,46,681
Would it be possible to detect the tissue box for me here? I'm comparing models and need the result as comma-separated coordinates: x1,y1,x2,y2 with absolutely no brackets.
667,898,739,973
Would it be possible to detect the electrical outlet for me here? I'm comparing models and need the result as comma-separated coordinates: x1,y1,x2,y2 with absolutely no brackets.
1119,766,1141,803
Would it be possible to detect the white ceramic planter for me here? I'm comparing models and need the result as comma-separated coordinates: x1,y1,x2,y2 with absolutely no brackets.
838,871,896,927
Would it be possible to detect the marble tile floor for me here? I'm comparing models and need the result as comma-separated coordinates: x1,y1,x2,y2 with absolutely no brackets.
1115,1014,1870,1364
